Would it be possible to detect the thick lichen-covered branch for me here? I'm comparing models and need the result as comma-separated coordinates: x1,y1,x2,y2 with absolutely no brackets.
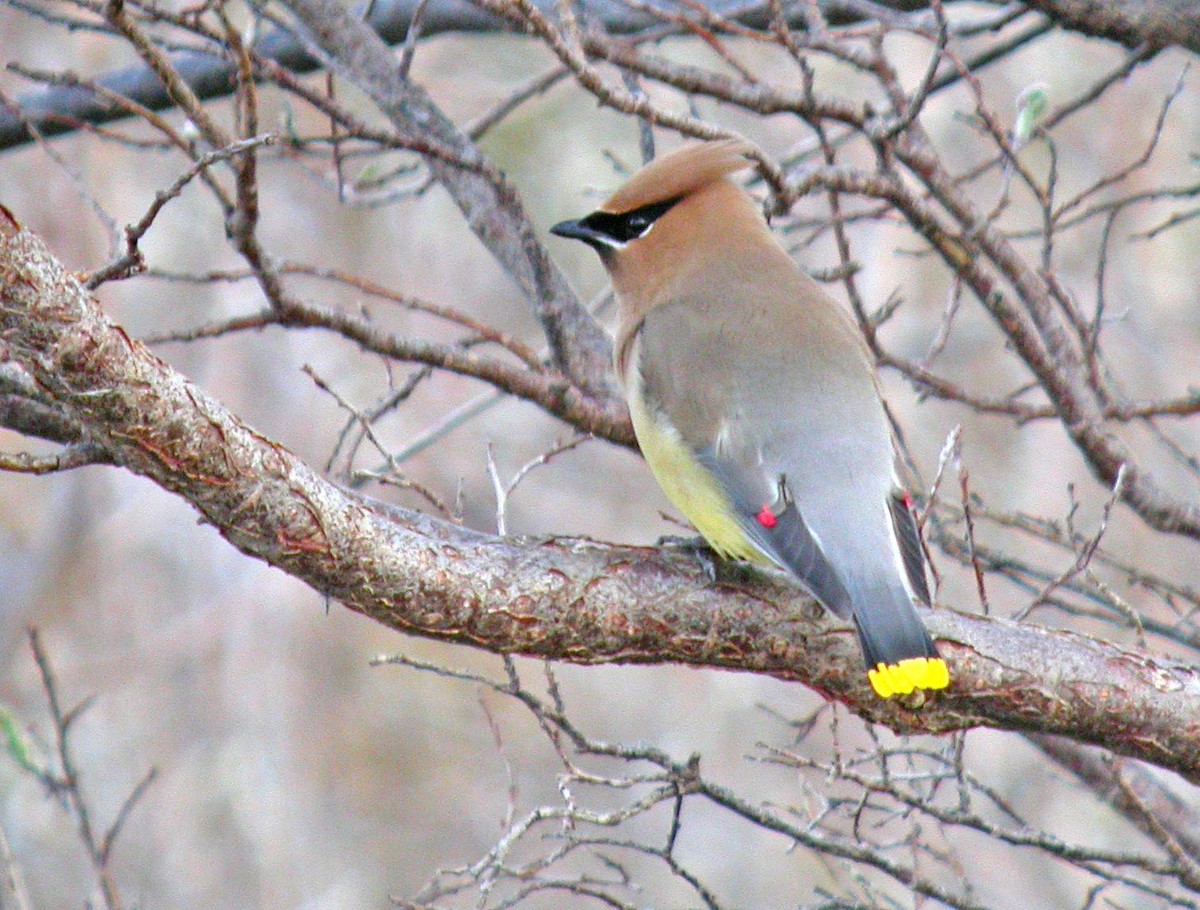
2,212,1199,784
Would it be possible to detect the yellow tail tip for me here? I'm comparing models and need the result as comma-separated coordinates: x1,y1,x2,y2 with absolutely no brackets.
867,657,950,699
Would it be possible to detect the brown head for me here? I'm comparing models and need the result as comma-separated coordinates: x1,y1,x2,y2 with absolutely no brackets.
550,139,777,354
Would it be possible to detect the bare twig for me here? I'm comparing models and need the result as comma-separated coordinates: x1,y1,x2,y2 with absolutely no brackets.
486,434,592,535
29,631,125,910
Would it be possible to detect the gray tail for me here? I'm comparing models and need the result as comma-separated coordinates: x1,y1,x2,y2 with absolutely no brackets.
851,580,939,671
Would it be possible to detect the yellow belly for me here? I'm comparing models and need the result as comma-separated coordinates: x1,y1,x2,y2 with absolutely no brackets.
628,386,766,564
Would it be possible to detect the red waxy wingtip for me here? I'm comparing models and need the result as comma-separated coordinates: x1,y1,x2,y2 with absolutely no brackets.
756,505,778,528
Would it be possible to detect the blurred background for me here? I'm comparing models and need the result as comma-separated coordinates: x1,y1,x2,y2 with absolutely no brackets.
1,2,1200,907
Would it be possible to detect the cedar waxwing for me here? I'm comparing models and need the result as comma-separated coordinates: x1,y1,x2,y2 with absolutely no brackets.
551,140,949,699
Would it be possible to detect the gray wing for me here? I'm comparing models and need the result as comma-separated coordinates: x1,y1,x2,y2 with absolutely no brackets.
694,449,855,618
889,490,931,606
635,295,898,619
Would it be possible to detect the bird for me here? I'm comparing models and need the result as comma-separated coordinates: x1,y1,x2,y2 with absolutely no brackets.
550,139,949,699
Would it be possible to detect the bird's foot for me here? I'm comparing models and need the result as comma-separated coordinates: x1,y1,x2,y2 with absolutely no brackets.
655,534,723,582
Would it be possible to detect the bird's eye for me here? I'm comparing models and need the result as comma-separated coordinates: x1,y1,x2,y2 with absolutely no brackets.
617,198,681,241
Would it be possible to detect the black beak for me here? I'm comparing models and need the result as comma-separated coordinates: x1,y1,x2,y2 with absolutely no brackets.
550,217,616,256
550,217,602,244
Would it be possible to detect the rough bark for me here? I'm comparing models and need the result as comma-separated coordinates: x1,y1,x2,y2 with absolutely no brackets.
3,210,1199,784
1020,0,1200,52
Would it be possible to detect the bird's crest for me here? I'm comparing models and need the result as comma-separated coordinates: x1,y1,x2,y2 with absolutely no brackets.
601,139,756,214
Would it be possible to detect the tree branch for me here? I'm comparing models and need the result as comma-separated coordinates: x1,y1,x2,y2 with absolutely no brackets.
1021,0,1200,53
3,0,1198,160
1030,734,1200,865
3,210,1200,784
274,0,618,402
0,0,916,153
